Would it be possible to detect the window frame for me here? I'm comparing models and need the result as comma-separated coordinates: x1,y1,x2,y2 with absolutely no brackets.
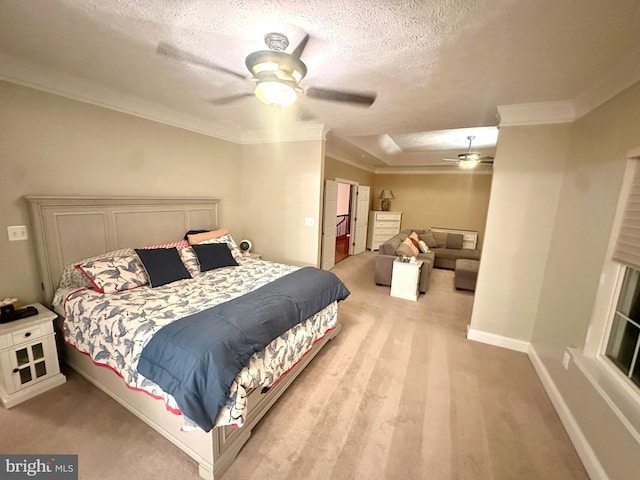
575,148,640,441
599,265,640,396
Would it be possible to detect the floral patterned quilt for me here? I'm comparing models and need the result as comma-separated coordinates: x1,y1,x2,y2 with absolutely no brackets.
53,255,339,429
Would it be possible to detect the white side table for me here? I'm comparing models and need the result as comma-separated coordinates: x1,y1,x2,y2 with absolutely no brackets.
242,253,262,260
0,303,66,408
390,258,423,301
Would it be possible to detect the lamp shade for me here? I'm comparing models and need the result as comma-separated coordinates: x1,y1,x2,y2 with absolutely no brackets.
378,189,395,200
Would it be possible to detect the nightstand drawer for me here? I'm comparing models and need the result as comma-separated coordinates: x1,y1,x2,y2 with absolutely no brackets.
10,322,52,347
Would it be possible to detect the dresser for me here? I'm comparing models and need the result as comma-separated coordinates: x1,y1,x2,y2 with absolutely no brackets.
367,211,402,250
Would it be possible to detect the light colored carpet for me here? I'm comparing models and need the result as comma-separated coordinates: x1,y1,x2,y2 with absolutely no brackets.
0,252,589,479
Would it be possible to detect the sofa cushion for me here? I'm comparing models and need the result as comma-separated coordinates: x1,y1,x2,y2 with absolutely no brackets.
446,233,464,249
432,231,448,247
419,231,438,248
433,247,481,261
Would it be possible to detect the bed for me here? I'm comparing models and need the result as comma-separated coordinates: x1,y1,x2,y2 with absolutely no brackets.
26,195,347,479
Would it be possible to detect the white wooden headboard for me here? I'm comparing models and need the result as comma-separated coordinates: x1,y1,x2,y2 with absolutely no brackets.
26,196,220,304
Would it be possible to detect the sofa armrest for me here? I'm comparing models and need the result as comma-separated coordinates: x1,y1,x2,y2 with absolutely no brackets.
375,254,396,286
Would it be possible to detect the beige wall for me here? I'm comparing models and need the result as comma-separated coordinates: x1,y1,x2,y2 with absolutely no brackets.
469,124,572,340
372,173,492,247
469,80,640,480
324,156,375,209
241,140,324,267
0,81,244,303
530,81,640,480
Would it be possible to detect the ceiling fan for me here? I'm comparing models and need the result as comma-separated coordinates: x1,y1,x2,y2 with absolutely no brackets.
156,32,377,109
442,136,494,169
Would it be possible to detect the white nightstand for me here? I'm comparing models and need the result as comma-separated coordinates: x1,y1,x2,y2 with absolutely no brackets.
242,253,262,260
390,258,423,301
0,303,66,408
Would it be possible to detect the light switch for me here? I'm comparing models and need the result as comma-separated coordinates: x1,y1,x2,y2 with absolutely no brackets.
7,225,28,241
304,217,315,227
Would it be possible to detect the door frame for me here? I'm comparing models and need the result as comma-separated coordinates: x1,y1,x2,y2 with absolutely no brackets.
335,178,359,255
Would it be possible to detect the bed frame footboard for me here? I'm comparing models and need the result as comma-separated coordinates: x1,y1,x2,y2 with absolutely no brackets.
61,323,341,479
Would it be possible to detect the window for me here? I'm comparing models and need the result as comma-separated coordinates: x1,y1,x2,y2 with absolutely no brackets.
575,152,640,439
605,267,640,388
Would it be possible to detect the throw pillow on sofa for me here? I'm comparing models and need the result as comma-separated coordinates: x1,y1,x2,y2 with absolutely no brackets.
419,231,438,248
408,233,421,251
432,231,448,247
396,238,419,257
446,233,464,249
418,240,429,253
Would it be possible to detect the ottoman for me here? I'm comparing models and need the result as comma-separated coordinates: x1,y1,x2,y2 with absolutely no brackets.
455,259,479,291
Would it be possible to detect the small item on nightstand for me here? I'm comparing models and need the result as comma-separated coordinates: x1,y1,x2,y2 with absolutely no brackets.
0,298,20,323
0,304,38,323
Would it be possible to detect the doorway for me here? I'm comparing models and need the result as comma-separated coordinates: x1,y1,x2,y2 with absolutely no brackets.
335,182,352,264
321,179,370,271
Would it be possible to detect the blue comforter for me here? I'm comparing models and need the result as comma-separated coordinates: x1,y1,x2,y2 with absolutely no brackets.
137,267,350,431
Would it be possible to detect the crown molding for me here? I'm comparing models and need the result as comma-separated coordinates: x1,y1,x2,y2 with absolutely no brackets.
0,53,244,144
0,54,330,147
497,101,576,127
374,165,493,175
573,46,640,119
239,122,327,144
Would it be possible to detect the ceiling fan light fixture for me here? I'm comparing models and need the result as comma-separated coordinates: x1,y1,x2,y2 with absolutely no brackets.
458,159,481,169
252,61,279,74
254,80,298,107
458,152,480,161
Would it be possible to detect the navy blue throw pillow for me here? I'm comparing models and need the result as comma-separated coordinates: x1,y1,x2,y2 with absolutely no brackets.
191,243,239,272
135,247,191,287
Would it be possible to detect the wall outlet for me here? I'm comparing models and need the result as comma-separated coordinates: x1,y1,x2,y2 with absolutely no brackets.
7,225,28,241
562,351,571,370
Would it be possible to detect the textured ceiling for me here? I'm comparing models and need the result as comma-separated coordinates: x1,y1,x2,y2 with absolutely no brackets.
1,0,639,170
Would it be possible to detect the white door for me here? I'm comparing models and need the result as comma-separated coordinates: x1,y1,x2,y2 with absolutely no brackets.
352,185,370,255
321,180,338,270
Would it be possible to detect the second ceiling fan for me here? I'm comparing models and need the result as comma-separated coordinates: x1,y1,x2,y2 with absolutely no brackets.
442,136,494,169
157,32,377,109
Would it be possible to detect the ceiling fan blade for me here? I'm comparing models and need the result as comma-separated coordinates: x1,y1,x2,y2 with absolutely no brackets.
295,104,317,122
306,87,376,106
291,33,310,59
157,41,247,80
209,93,254,105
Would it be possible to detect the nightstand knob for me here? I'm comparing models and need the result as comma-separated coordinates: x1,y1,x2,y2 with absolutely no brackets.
24,332,31,338
12,368,19,373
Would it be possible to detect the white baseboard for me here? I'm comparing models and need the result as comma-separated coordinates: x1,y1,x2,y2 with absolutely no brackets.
527,345,609,480
466,328,530,352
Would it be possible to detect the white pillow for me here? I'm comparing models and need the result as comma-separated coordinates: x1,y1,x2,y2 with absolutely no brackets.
418,240,429,253
76,255,148,294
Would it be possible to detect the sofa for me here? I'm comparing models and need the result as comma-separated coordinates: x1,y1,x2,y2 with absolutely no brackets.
374,229,481,292
424,229,481,269
375,231,435,293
